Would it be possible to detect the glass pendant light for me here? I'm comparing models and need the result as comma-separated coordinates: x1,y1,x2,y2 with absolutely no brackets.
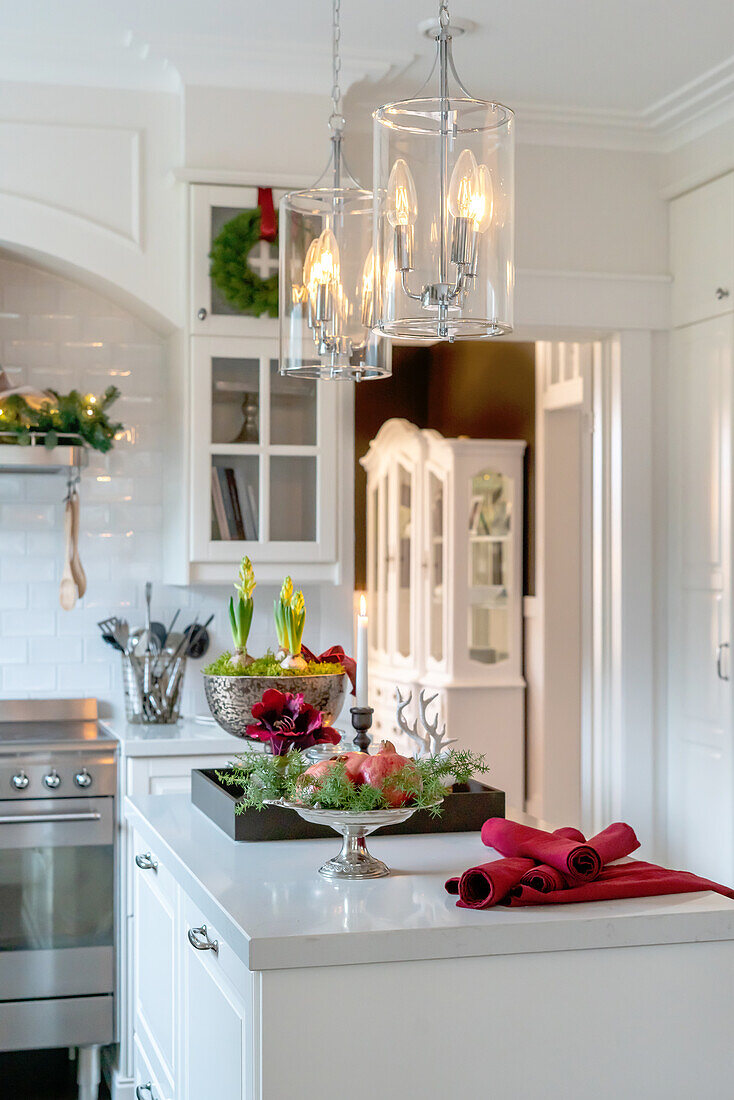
279,0,390,381
372,0,514,341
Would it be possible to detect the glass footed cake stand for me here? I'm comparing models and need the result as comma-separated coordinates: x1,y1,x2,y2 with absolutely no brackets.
269,800,443,879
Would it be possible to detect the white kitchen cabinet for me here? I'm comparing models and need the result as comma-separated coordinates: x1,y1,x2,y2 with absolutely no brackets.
362,420,526,806
190,184,282,338
179,898,253,1100
670,172,734,328
667,314,734,882
165,182,351,586
131,831,177,1100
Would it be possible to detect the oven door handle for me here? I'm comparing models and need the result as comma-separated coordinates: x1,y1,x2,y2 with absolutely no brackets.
0,811,102,825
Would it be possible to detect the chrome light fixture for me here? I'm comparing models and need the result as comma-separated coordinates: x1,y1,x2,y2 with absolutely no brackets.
279,0,390,380
372,1,514,341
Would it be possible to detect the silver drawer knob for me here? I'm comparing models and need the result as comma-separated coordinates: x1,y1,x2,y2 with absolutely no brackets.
716,287,730,300
197,307,208,320
135,852,158,872
188,925,219,954
74,768,93,788
43,770,61,790
136,1084,154,1099
11,771,29,791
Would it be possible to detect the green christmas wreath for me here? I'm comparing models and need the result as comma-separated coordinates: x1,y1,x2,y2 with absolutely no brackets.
0,386,123,453
209,209,279,319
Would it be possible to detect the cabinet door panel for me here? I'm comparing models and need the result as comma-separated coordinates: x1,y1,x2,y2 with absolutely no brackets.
132,837,176,1092
181,901,252,1100
671,172,734,327
668,315,734,881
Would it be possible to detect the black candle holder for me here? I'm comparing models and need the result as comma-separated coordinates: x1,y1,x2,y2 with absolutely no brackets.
350,706,374,754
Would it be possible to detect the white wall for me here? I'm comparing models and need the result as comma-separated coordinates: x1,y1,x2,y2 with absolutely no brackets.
0,254,340,721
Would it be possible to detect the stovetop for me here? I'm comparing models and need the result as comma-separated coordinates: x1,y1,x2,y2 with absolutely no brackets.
0,700,117,797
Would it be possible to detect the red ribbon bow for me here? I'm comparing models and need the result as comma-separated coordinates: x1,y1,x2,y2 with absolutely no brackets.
257,187,277,243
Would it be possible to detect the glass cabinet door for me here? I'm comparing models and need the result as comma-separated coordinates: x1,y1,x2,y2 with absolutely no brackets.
396,463,413,659
191,185,280,336
192,337,328,564
428,470,445,664
467,468,513,665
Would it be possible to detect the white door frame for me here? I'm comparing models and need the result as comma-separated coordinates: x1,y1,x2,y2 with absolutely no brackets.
521,321,658,849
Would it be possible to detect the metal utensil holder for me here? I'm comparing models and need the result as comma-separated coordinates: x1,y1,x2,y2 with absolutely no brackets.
121,652,187,725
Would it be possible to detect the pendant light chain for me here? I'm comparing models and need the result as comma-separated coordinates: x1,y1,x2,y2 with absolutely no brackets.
329,0,345,133
438,0,450,29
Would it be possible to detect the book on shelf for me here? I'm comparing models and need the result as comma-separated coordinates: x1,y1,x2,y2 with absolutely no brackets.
213,466,239,540
224,468,246,540
234,466,258,541
211,466,231,540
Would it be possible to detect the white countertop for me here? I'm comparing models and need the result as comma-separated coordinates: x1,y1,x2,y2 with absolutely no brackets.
125,793,734,973
101,716,246,757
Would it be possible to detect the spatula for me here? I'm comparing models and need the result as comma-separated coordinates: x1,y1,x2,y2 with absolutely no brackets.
59,499,77,611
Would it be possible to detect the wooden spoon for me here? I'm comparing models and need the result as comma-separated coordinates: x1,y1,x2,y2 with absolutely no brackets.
59,499,77,611
70,487,87,598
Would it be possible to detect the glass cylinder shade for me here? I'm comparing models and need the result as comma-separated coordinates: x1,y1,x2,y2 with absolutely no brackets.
373,97,514,341
279,187,390,380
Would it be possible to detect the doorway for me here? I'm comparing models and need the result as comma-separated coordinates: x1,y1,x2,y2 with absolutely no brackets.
354,338,593,827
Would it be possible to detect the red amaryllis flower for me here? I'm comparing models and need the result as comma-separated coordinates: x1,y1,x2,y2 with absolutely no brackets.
246,688,340,756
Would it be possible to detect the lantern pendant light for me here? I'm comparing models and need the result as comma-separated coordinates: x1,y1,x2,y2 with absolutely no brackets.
279,0,390,381
372,0,515,341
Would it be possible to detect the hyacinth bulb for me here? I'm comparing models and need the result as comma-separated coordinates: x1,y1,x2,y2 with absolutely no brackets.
470,164,494,234
386,158,418,228
448,148,478,220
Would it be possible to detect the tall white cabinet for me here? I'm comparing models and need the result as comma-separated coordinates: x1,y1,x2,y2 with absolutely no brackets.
361,420,526,807
668,171,734,881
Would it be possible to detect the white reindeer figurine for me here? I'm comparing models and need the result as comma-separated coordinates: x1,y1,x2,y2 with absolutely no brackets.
395,687,457,757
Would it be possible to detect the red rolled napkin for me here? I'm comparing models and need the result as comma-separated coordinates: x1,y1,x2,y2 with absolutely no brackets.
481,819,602,884
445,856,535,909
505,859,734,907
518,827,586,893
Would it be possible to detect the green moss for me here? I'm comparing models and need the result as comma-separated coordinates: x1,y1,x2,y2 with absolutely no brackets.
203,651,342,677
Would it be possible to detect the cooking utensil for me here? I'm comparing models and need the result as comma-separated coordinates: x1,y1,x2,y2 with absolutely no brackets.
183,613,214,659
101,633,125,653
69,487,87,598
162,609,181,649
134,582,160,658
151,621,167,651
98,617,129,653
59,499,77,611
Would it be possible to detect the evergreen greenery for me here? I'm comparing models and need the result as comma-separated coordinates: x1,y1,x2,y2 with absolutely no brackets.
217,747,490,815
0,386,123,453
209,209,279,317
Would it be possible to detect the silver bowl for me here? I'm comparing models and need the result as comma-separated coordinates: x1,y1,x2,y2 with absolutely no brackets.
202,671,347,738
270,799,443,879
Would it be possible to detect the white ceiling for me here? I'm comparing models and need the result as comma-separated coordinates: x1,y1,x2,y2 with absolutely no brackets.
2,1,734,147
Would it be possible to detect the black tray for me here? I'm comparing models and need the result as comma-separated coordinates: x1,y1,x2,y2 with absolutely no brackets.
191,767,505,842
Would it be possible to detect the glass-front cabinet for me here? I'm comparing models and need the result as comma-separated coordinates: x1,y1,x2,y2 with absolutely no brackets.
362,420,526,806
191,336,337,573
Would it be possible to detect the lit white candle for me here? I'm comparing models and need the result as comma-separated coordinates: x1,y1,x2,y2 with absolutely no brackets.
356,593,369,708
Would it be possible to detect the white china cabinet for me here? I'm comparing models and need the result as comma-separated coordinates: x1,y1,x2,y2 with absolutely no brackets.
362,420,526,805
165,182,349,585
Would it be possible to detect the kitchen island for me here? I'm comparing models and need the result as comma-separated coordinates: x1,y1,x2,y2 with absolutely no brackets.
126,794,734,1100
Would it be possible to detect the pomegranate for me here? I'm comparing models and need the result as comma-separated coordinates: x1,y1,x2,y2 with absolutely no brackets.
358,741,421,807
331,751,369,783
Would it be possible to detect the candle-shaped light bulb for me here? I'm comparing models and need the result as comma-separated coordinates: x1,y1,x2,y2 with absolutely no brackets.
386,159,418,228
448,149,478,219
360,248,375,329
469,164,494,234
356,593,369,708
316,227,339,284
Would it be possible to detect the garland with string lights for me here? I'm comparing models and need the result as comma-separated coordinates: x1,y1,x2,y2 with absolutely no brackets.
0,386,123,453
209,208,279,318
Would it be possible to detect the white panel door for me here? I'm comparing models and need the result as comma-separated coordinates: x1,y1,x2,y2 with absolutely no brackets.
668,315,733,881
670,172,734,328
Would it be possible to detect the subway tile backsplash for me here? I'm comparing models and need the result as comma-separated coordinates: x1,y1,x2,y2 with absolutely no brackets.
0,254,330,723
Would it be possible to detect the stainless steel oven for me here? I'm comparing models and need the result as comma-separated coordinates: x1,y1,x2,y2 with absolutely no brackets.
0,699,117,1053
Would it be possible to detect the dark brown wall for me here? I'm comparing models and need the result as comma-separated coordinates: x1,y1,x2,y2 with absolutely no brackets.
354,340,536,593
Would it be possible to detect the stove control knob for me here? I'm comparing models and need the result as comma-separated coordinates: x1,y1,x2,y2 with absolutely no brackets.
11,771,29,791
75,768,92,789
43,769,61,790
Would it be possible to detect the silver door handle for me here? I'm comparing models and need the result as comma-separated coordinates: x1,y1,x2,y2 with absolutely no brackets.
136,1085,154,1099
715,287,730,300
135,852,159,872
717,642,730,681
0,812,102,825
188,925,219,954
